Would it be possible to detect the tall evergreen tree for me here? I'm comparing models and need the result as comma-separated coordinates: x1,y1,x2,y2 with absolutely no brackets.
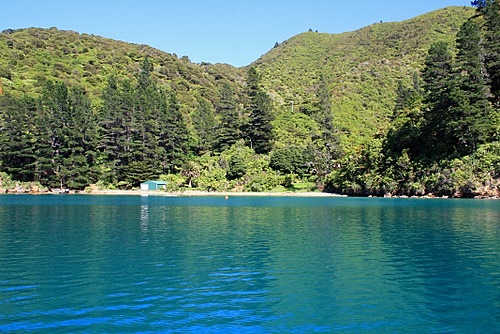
133,57,163,178
244,67,274,154
35,81,70,188
393,74,422,115
422,41,454,111
420,41,455,160
159,90,190,173
476,0,500,105
64,86,98,189
213,82,241,153
0,94,37,181
449,19,493,154
100,76,137,185
33,81,96,189
385,74,424,160
192,96,217,154
137,57,153,91
100,60,191,187
312,74,341,179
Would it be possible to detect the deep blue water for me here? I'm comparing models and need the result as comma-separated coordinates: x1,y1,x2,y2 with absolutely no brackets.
0,194,499,333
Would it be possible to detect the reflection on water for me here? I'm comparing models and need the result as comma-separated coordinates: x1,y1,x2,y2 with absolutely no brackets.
140,199,149,242
0,195,498,333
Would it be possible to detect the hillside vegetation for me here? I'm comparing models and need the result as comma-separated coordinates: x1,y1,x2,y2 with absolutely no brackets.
0,27,245,110
1,5,499,197
255,6,474,150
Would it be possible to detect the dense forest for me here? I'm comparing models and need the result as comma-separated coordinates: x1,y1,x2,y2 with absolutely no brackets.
0,4,499,197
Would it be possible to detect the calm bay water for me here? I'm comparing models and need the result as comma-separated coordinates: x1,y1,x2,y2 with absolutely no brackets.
0,194,499,333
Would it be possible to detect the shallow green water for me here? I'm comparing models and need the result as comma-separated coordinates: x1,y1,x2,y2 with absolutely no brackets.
0,195,499,333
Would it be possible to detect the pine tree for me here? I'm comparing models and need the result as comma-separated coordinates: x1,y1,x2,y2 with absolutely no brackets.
479,0,500,105
192,96,217,154
134,57,163,178
0,94,37,181
159,90,190,173
449,19,493,154
63,87,98,189
244,67,274,154
393,75,422,115
420,41,455,160
40,82,98,189
213,82,241,153
35,81,69,188
137,57,153,91
100,76,138,185
385,75,423,160
423,42,454,111
312,74,341,179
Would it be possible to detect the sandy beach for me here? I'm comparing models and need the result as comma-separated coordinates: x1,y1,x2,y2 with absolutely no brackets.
85,189,346,197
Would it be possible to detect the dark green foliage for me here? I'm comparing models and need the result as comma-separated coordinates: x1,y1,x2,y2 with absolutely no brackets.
227,153,247,180
213,82,241,153
0,94,38,181
472,0,487,8
448,19,493,154
478,0,500,104
422,41,454,110
99,76,137,185
416,20,494,160
63,86,98,189
394,75,422,114
192,96,216,154
28,81,97,189
99,65,191,188
161,91,191,173
419,41,456,160
244,67,274,154
270,146,312,175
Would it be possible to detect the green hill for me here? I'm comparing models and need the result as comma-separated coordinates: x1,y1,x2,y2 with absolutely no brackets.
253,6,475,151
0,27,245,110
0,7,474,151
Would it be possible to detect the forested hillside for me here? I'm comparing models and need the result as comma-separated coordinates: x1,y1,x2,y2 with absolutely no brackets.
0,26,245,110
1,5,499,197
256,6,474,150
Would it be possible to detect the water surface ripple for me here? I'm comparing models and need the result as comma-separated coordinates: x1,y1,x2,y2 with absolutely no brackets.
0,195,499,333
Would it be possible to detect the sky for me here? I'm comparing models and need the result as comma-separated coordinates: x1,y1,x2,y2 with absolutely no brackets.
2,0,471,67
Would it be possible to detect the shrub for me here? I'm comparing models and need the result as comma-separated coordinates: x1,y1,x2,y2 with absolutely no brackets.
270,145,312,175
159,174,186,192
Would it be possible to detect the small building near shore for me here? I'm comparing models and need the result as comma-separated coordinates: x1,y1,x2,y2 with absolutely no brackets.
140,180,167,191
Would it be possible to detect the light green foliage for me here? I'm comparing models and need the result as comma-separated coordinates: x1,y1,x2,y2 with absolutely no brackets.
0,171,14,189
0,27,245,112
159,173,186,192
272,109,318,148
181,154,229,191
255,7,474,151
221,141,257,180
270,146,312,176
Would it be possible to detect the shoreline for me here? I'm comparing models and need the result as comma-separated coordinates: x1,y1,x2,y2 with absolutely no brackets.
83,190,499,199
1,187,498,199
85,189,347,197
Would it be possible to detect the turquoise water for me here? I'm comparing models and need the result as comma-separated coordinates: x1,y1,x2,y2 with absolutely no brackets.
0,195,499,333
